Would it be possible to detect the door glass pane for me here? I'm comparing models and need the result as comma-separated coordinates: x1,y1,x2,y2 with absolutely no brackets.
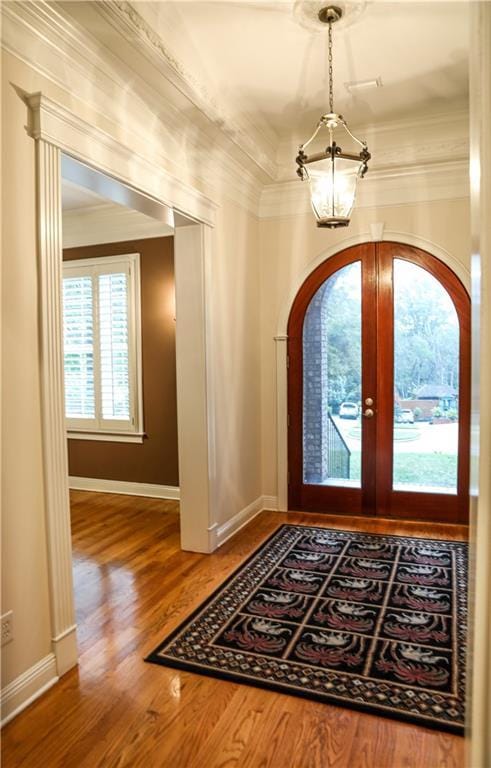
393,259,459,494
303,261,361,487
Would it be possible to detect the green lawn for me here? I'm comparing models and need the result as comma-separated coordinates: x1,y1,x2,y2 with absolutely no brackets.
349,451,457,489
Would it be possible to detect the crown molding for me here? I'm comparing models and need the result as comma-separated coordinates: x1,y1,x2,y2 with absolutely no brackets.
278,136,469,182
2,0,470,220
351,107,469,139
284,106,469,154
95,0,278,180
1,1,264,216
279,108,469,180
260,159,469,219
369,139,469,173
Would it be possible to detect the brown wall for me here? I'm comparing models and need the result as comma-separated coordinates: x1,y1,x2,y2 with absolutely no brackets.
63,237,179,486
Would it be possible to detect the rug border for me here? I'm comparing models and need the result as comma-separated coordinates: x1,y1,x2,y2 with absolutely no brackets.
145,523,467,736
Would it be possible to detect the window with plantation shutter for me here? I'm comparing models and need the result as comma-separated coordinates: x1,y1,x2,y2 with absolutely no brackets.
62,253,143,441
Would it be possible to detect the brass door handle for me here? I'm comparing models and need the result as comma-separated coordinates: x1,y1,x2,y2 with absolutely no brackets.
363,408,374,418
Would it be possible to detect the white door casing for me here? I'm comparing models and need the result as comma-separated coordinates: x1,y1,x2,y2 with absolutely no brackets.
25,91,219,675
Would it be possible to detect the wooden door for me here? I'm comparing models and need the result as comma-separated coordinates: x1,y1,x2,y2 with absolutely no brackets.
287,242,470,524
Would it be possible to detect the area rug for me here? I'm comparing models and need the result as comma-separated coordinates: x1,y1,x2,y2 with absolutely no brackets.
146,525,467,733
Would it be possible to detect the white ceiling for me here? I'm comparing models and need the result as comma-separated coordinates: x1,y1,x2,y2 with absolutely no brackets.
61,180,174,247
50,0,470,186
138,0,469,140
62,179,109,211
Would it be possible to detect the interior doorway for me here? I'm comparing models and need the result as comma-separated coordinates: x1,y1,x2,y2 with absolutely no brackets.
287,242,470,524
26,90,218,677
60,157,178,495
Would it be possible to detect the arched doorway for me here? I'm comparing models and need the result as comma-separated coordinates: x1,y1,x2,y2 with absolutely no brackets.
287,242,470,523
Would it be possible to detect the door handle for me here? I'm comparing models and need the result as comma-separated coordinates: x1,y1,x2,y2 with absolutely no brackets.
363,408,374,418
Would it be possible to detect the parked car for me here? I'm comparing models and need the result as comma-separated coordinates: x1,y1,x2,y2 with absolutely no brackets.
339,402,359,419
398,408,414,424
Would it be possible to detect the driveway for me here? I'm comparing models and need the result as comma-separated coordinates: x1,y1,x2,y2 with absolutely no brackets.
333,416,458,455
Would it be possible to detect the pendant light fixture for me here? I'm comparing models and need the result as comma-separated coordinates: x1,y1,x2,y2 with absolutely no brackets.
296,5,370,228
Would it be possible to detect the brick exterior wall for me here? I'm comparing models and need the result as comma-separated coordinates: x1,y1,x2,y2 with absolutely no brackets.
303,283,330,483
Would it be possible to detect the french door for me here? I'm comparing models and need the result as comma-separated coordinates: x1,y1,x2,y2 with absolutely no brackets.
287,242,470,524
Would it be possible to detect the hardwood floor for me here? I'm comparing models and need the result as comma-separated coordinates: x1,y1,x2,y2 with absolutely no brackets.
2,492,468,768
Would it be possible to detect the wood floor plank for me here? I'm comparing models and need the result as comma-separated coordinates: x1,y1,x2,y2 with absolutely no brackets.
238,695,360,768
1,492,467,767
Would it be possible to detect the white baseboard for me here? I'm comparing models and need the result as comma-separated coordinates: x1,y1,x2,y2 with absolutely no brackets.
214,496,264,548
53,625,78,677
1,654,58,727
68,476,180,500
212,495,280,549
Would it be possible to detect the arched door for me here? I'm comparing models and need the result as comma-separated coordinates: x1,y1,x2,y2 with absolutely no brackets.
287,242,470,524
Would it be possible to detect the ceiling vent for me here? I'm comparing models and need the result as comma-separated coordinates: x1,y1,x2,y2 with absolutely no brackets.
345,77,383,94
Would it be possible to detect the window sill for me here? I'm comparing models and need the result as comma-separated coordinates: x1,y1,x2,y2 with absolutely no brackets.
67,431,145,444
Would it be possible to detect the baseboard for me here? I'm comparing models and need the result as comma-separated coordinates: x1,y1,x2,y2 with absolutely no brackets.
215,496,264,548
211,495,281,549
53,625,78,677
68,476,180,500
0,654,58,727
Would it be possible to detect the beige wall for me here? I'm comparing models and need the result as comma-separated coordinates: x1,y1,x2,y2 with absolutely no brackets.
1,53,53,688
211,198,262,525
1,49,262,696
259,198,471,498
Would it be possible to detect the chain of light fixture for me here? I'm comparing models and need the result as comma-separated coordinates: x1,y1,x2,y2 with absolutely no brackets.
295,5,371,229
328,14,334,114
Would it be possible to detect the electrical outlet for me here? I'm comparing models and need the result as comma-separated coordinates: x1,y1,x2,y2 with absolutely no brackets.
1,611,14,646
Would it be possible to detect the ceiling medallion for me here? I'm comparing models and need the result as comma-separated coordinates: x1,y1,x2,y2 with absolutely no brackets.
295,5,370,229
292,1,367,33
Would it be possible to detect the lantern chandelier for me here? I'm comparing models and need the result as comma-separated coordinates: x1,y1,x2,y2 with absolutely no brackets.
296,5,370,228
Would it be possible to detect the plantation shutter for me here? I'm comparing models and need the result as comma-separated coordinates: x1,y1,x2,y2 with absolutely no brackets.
63,275,95,419
99,271,130,421
62,254,141,435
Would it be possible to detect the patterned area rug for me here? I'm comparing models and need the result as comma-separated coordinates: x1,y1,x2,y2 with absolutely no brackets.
146,525,467,733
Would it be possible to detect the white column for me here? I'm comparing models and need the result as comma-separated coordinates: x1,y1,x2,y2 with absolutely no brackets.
275,335,288,512
174,223,216,552
468,5,491,767
36,140,77,675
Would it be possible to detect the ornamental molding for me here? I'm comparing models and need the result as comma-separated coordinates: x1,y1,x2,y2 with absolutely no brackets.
356,107,469,138
24,92,218,227
370,139,469,172
2,0,470,219
261,159,469,219
293,1,367,32
1,0,264,216
283,107,469,153
278,110,469,180
34,140,79,676
277,137,469,181
96,0,278,180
